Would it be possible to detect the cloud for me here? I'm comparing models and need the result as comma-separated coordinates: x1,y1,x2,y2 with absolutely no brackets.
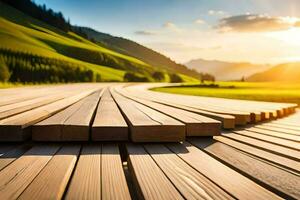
134,22,184,36
217,14,300,32
208,10,225,16
134,30,157,35
163,22,177,29
163,22,182,32
194,19,205,25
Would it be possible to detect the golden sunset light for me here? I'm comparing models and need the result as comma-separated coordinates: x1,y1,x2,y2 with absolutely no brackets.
0,1,299,199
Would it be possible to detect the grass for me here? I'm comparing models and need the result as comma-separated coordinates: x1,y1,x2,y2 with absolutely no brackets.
0,3,199,82
152,81,300,105
0,2,146,82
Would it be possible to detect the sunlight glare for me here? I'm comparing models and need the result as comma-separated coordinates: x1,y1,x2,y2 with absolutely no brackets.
266,28,300,46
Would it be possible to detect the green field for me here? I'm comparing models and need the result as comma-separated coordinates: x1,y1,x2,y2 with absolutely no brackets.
0,2,199,83
152,82,300,105
0,2,132,81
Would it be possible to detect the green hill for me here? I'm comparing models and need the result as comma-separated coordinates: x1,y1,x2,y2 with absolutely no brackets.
247,63,300,82
0,2,199,83
78,27,201,79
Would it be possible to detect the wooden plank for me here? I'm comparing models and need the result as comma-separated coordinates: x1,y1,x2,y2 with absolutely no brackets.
92,89,128,141
116,89,221,136
62,91,102,141
0,144,31,171
32,96,87,141
234,130,300,150
0,84,86,107
120,85,249,126
0,89,99,141
272,121,300,128
128,83,296,119
65,145,101,200
0,93,67,120
102,144,131,200
111,90,185,142
167,142,281,200
19,145,80,200
215,136,300,173
245,127,300,142
33,91,102,141
190,138,300,199
223,132,300,161
123,84,255,122
144,144,233,199
269,122,300,131
255,124,300,136
0,145,59,199
126,144,184,200
147,100,235,129
124,83,299,122
0,88,54,107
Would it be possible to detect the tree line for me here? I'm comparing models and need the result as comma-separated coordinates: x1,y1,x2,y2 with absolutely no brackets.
45,41,151,75
0,48,101,83
0,0,96,41
0,0,71,32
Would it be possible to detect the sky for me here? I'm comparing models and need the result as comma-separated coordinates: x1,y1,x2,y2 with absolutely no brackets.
34,0,300,64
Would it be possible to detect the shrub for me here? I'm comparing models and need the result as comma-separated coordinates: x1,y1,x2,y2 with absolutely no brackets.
200,73,215,83
152,71,165,81
95,73,101,82
123,72,149,82
0,56,10,82
169,73,183,83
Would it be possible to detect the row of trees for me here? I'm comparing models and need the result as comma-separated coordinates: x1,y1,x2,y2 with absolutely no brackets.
200,73,215,82
1,0,71,32
123,71,184,83
50,43,149,75
0,48,188,83
0,48,101,83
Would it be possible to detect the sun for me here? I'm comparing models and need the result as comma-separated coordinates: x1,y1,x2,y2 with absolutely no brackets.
266,28,300,46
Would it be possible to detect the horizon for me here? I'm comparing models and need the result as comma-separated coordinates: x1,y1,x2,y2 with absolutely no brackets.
33,0,300,65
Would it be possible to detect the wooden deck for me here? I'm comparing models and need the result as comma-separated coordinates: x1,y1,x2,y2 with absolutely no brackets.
0,83,299,199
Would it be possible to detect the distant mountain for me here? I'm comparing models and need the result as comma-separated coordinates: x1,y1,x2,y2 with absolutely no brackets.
247,63,300,82
185,58,272,81
77,27,201,79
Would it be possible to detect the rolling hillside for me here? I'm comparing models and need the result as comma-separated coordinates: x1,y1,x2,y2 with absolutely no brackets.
0,2,198,82
78,27,200,79
247,63,300,82
185,58,271,81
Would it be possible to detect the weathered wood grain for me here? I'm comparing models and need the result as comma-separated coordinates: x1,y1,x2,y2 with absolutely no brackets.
144,144,233,200
92,89,128,141
65,145,101,200
33,91,102,141
167,142,282,200
0,145,60,199
126,144,184,200
190,138,300,199
19,145,80,200
102,144,131,200
111,90,185,142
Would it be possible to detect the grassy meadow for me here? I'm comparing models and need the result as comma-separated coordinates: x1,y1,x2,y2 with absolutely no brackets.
0,2,200,83
0,3,129,81
152,82,300,106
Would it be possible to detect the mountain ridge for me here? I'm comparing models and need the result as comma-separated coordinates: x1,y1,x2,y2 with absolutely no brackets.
185,58,272,81
77,26,201,79
246,63,300,82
